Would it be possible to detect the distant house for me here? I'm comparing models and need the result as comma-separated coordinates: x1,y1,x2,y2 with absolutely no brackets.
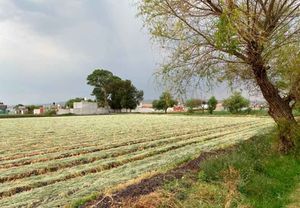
133,101,155,113
0,102,7,114
14,105,28,115
250,101,267,110
33,107,45,115
173,105,185,112
215,103,224,111
57,101,108,115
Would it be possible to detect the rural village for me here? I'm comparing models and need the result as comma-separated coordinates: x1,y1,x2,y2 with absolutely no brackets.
0,99,266,115
0,1,299,208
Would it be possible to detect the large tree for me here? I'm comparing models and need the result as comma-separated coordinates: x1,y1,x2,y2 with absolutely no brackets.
87,69,144,111
139,0,300,152
87,69,116,107
120,80,144,111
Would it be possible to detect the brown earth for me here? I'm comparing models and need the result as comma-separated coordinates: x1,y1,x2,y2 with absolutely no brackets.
83,148,233,208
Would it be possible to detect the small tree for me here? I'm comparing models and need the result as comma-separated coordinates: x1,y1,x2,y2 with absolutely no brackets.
152,92,177,113
208,96,218,114
185,99,204,113
223,92,250,114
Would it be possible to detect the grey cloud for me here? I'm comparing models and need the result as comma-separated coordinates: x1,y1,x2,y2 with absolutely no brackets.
0,0,236,105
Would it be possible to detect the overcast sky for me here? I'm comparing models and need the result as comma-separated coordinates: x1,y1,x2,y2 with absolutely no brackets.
0,0,247,105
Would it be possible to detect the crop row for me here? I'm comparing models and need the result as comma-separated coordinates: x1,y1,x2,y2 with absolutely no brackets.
0,123,271,199
0,116,266,157
0,120,267,180
0,124,270,208
0,120,258,168
0,115,274,207
0,117,245,160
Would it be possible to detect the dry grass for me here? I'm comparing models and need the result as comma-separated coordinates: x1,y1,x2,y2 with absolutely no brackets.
288,185,300,208
0,115,273,207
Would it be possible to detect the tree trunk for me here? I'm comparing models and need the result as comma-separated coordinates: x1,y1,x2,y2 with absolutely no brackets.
252,65,297,153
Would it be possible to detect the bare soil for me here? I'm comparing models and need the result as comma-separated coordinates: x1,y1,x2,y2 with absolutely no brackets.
83,148,233,208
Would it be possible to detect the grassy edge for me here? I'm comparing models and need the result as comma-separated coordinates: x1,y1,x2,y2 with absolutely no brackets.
122,128,300,208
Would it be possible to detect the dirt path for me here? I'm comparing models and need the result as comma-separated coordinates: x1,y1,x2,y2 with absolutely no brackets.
83,148,232,208
288,185,300,208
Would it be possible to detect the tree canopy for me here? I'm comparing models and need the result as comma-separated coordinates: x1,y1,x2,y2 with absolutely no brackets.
87,69,116,107
185,99,204,109
87,69,143,111
223,92,250,113
208,96,218,114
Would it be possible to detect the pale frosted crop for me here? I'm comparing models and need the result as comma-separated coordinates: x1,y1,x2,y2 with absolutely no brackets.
0,115,273,207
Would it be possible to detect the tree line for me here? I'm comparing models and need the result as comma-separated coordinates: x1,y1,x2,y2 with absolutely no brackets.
153,91,250,114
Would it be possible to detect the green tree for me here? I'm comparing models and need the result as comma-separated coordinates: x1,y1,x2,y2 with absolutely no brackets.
185,99,205,113
107,78,125,111
152,92,178,113
87,69,143,111
208,96,218,114
120,80,144,111
139,0,300,151
27,105,42,114
223,92,250,114
87,69,116,107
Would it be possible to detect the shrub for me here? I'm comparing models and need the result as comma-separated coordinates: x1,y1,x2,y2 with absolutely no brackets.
223,92,250,114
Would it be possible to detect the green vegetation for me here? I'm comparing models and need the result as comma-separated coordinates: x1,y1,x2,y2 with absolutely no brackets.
139,0,300,152
0,115,272,207
65,98,94,108
181,110,268,117
26,105,41,114
140,129,300,208
207,96,218,114
152,92,178,113
185,99,205,113
87,69,143,111
223,92,250,114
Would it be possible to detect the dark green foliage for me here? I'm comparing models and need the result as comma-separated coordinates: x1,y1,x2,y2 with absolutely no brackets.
87,69,143,111
207,96,218,114
152,92,178,113
120,80,144,111
26,105,42,114
87,69,116,107
223,92,250,113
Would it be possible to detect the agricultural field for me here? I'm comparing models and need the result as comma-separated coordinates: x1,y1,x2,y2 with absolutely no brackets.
0,115,273,207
